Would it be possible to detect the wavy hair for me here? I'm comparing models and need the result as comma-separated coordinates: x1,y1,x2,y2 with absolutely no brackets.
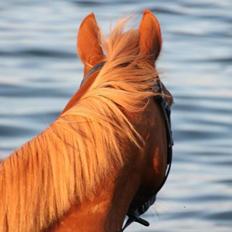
0,21,158,232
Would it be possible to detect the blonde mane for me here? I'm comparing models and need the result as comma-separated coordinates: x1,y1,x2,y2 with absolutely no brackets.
0,22,158,232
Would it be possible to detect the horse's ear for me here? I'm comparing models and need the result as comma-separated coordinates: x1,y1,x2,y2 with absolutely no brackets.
77,13,104,69
139,10,162,62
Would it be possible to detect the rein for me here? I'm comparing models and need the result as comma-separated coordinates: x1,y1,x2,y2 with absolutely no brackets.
81,62,173,232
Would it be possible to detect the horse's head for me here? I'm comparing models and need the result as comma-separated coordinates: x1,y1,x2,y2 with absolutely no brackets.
63,9,173,229
0,10,174,232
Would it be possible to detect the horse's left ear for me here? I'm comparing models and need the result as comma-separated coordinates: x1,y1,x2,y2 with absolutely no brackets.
139,10,162,62
77,13,104,70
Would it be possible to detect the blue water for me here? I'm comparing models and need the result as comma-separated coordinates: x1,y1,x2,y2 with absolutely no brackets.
0,0,231,231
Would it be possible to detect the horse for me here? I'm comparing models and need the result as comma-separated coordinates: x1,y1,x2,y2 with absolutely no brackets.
0,10,173,232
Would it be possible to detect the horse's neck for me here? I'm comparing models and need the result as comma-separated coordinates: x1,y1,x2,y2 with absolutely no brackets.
48,163,142,232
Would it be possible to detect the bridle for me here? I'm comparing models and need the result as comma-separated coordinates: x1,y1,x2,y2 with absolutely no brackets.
121,79,173,231
80,61,174,231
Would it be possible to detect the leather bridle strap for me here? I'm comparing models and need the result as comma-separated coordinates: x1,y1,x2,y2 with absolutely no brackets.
80,61,106,86
120,79,173,232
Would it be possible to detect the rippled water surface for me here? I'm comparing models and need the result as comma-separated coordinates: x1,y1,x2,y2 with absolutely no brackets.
0,0,231,231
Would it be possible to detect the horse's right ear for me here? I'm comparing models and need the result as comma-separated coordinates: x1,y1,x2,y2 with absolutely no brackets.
139,10,162,62
77,13,104,71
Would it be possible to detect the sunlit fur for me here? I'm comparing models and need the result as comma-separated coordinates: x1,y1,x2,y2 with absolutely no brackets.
0,21,160,232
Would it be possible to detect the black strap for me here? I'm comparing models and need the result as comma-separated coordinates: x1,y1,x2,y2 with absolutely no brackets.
121,79,173,231
121,215,150,232
120,195,156,231
80,61,106,86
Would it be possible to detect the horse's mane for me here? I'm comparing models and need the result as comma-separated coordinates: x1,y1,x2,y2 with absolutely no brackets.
0,21,157,232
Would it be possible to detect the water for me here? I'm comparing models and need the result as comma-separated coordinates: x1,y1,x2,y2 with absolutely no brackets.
0,0,231,231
